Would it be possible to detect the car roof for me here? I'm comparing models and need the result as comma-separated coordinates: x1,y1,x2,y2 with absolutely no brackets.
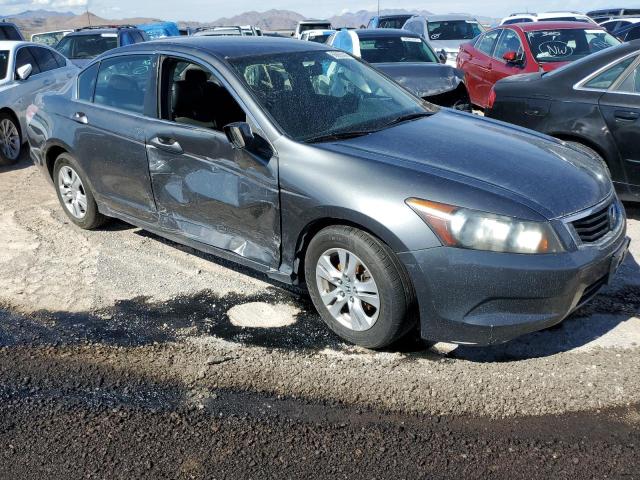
355,28,419,38
422,14,478,21
67,27,138,36
105,36,330,59
0,40,31,50
507,21,603,32
377,14,412,19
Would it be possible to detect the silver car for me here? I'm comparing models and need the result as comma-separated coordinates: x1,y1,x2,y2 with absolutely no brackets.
0,41,76,165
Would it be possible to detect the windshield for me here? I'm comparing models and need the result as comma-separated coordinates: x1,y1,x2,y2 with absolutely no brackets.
229,50,432,142
526,29,620,63
427,20,483,41
359,36,438,63
56,34,118,59
300,23,331,33
0,51,8,80
32,31,69,46
378,16,411,29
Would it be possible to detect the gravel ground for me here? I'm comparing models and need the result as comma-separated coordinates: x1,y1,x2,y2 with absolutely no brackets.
1,158,639,477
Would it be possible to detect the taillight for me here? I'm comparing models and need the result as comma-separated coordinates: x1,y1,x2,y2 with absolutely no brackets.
487,87,497,110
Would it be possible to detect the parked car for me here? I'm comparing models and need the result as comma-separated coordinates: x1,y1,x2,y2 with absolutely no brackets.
458,22,620,108
500,11,597,25
294,20,332,39
28,36,628,348
192,26,243,37
486,41,640,201
31,29,73,46
0,41,76,165
587,8,640,23
366,14,414,29
137,22,180,39
300,29,336,43
55,25,148,67
327,29,471,110
0,22,24,41
402,14,484,66
600,17,640,34
613,22,640,42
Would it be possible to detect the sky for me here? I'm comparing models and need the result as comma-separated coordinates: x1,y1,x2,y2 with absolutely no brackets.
0,0,633,21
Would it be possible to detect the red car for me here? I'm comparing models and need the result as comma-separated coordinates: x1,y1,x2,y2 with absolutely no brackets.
457,22,620,108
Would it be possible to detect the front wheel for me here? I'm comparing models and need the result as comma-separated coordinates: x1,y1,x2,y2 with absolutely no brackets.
0,113,22,166
305,226,417,349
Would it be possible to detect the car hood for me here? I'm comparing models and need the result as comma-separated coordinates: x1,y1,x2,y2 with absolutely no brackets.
373,62,464,97
428,39,467,52
314,110,611,219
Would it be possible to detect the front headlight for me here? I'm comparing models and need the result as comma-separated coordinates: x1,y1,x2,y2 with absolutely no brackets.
406,198,564,254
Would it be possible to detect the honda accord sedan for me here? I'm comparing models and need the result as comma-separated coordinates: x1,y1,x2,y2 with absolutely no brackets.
28,37,629,348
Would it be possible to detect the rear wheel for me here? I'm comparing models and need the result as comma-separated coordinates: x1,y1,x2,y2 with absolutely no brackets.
0,113,21,166
53,153,107,230
305,225,417,349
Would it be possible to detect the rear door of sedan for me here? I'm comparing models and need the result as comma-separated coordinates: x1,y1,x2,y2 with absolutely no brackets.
460,29,501,107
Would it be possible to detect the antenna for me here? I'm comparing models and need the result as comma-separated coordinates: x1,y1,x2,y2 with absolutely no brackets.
86,1,91,27
377,0,380,17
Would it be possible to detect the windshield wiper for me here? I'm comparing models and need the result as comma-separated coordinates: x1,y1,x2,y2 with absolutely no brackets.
383,112,432,128
304,129,379,144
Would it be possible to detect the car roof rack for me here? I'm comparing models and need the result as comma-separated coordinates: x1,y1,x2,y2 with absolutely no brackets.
78,24,138,31
194,25,243,32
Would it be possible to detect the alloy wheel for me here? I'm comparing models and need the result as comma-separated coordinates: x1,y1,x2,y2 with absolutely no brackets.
58,166,88,219
315,248,380,331
0,118,20,161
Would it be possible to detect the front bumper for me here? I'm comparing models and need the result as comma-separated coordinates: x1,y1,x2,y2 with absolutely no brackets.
398,220,629,345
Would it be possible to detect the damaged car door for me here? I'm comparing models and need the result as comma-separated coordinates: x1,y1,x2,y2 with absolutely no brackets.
145,56,281,267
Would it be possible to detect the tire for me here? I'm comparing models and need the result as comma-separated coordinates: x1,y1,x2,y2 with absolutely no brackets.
0,112,22,166
564,140,611,178
304,225,417,349
53,153,107,230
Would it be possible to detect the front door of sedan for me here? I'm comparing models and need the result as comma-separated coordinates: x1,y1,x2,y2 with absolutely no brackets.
145,56,281,268
488,29,527,91
71,54,158,221
461,29,501,107
599,61,640,192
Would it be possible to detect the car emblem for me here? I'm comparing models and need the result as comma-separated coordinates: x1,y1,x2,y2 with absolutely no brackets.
609,204,617,231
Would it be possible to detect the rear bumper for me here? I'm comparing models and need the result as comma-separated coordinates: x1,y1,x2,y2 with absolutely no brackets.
398,224,629,345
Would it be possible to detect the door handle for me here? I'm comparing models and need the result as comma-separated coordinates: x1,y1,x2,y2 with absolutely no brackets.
72,112,88,124
614,110,640,122
150,136,183,154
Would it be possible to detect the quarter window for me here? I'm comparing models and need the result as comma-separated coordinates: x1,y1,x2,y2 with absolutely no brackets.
30,47,59,73
584,56,636,90
93,55,152,114
78,62,100,101
615,63,640,94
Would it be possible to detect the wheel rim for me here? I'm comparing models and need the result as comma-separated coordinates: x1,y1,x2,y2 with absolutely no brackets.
315,248,380,332
0,118,20,160
57,166,88,219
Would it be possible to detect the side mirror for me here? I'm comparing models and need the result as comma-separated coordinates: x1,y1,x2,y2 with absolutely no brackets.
224,122,254,149
16,63,33,81
503,51,524,66
438,50,447,64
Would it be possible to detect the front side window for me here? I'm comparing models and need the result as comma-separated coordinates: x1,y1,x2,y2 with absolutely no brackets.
493,29,524,60
15,47,41,77
159,58,245,131
229,50,433,142
359,36,438,63
427,20,483,41
30,47,59,73
476,30,501,56
526,29,619,63
93,55,152,113
0,50,8,80
56,33,118,60
583,56,637,90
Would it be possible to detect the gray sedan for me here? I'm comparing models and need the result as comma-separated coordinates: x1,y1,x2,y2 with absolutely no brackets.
0,41,76,165
27,37,629,348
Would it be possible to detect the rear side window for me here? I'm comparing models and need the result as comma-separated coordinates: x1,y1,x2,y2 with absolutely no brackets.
51,50,67,68
30,47,59,73
15,47,41,77
78,62,100,101
93,55,153,114
0,25,22,40
584,56,636,90
503,18,533,25
476,30,501,55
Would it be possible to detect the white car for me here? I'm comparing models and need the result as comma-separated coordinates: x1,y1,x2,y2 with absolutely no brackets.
500,11,597,25
300,29,336,43
294,20,332,39
0,41,77,165
31,30,74,47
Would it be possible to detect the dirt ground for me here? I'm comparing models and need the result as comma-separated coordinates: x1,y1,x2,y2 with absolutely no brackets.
1,158,639,478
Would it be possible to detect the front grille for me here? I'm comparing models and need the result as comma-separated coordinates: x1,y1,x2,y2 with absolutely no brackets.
571,202,616,243
577,275,607,307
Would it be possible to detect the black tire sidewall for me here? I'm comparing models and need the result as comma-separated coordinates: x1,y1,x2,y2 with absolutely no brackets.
305,226,413,349
53,154,103,229
0,112,22,166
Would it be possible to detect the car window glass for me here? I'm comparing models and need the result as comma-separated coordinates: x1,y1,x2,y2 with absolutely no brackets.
493,29,524,60
476,30,501,55
56,33,118,60
94,55,152,114
15,47,41,77
626,26,640,41
30,47,59,73
0,25,22,40
121,32,134,46
78,62,100,101
526,29,619,63
427,20,482,41
378,17,410,29
359,36,438,63
51,50,67,68
615,63,640,93
160,58,246,131
503,18,532,25
0,50,8,80
584,56,636,89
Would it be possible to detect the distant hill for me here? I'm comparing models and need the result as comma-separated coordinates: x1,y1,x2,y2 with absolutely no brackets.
329,9,434,28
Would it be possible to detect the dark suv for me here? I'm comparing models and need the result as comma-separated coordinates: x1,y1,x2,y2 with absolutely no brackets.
0,22,24,40
55,25,147,67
